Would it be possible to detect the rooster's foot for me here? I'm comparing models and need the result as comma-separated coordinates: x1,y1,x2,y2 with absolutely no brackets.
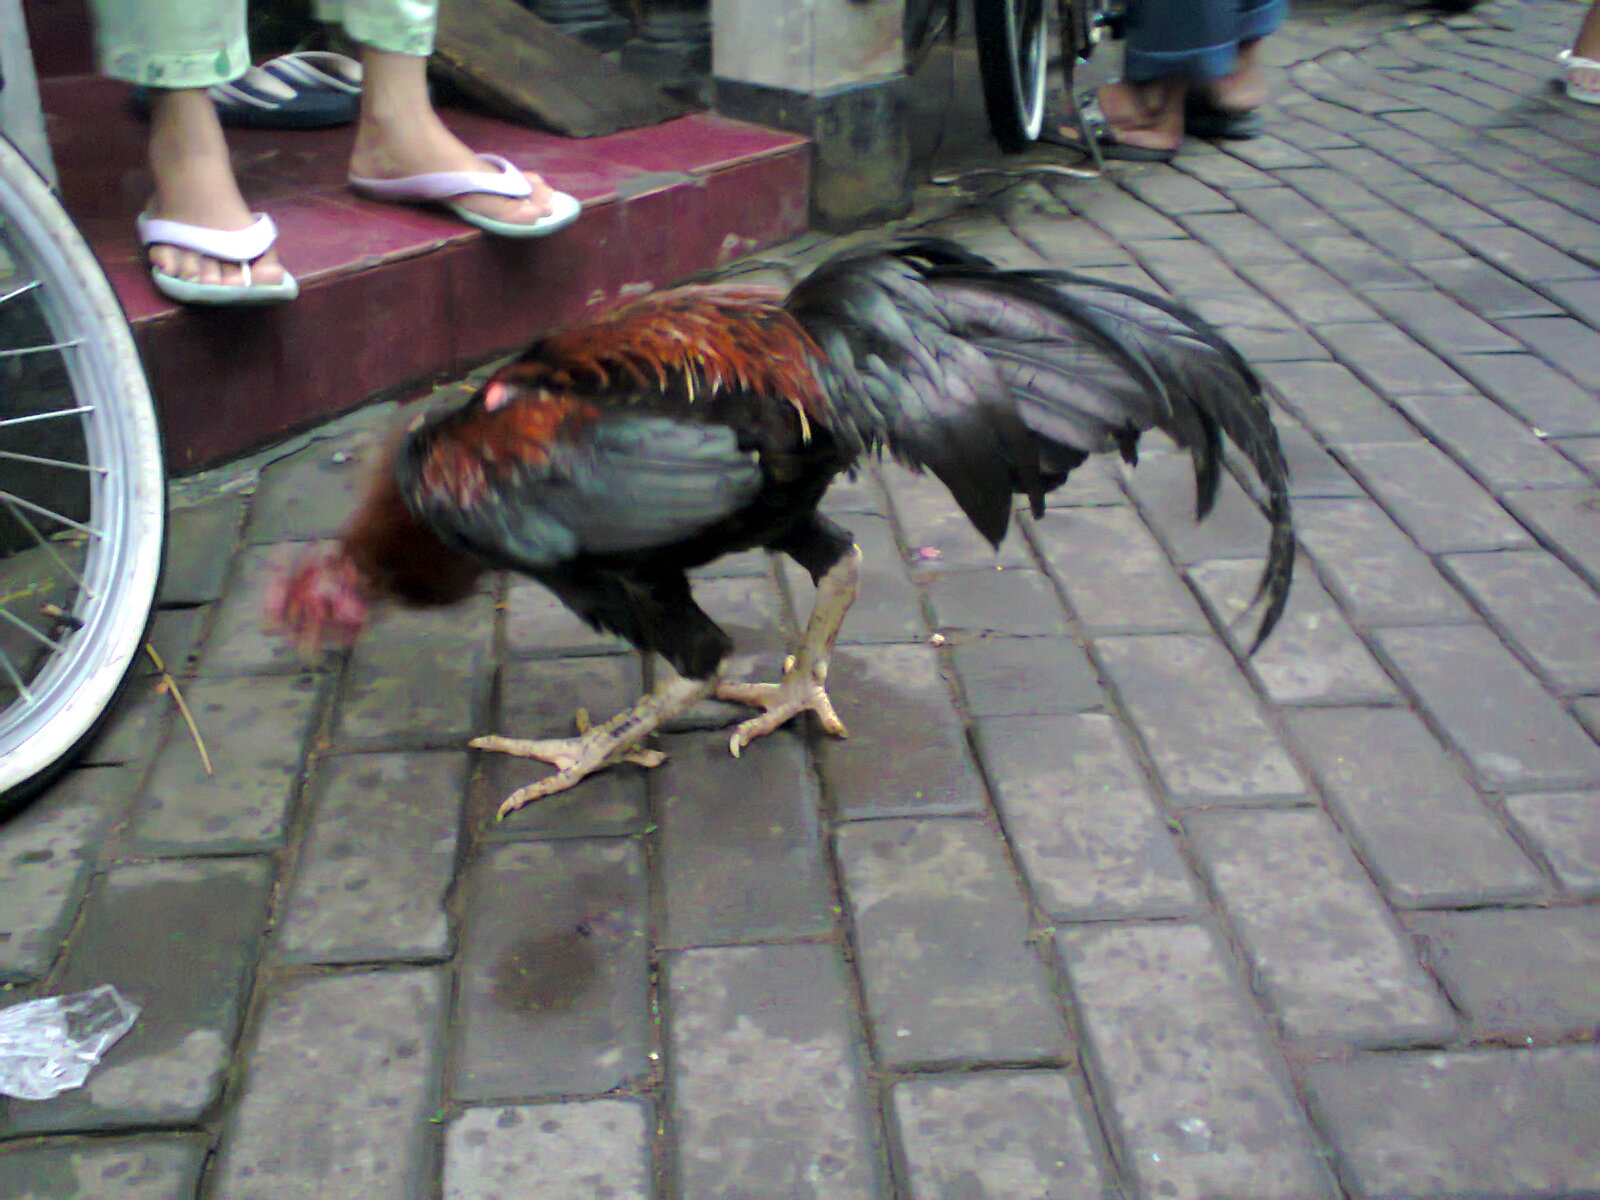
471,732,667,816
717,655,849,757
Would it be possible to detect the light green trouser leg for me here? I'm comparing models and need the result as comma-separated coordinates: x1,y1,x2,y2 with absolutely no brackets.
90,0,439,88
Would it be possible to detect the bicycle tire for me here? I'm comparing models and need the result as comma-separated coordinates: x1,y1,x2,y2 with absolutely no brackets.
0,133,165,813
974,0,1051,152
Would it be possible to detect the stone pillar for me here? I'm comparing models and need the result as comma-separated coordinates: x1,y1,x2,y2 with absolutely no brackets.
711,0,910,232
527,0,631,54
622,0,712,92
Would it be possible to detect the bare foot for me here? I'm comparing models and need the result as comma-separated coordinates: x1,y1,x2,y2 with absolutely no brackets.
146,90,287,289
350,48,558,228
1058,78,1185,152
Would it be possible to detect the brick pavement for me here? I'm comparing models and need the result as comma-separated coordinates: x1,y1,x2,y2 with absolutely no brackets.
5,1,1600,1196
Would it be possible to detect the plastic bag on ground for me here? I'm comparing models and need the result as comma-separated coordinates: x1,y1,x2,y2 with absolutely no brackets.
0,985,141,1101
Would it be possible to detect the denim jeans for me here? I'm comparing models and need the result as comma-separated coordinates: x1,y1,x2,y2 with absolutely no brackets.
1122,0,1290,82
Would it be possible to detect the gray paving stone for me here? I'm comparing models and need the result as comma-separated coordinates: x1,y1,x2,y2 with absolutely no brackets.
1288,706,1544,907
1274,418,1365,498
819,643,988,818
1450,354,1600,437
1043,455,1126,507
1408,907,1600,1039
926,568,1069,637
78,682,173,770
657,729,834,947
1557,435,1600,480
667,943,878,1200
1231,186,1346,238
1308,1047,1600,1199
201,543,319,674
1188,558,1397,705
0,1135,207,1200
1505,791,1600,897
1127,239,1250,299
1121,167,1235,215
338,594,493,744
835,818,1069,1066
133,607,208,680
1398,393,1590,492
891,1072,1109,1200
1363,288,1522,355
454,840,649,1101
1033,507,1209,635
1501,486,1600,591
130,673,318,853
1497,197,1600,252
502,578,628,656
1443,550,1600,693
216,969,443,1200
951,634,1102,717
1065,181,1188,242
977,713,1202,920
160,493,245,605
787,515,926,645
1011,215,1136,267
1352,125,1460,164
1366,180,1498,229
1376,624,1600,791
278,751,464,963
1176,151,1282,191
887,469,1032,570
1501,315,1600,391
1178,213,1299,263
1450,224,1596,283
1188,808,1455,1045
1275,166,1390,210
1095,634,1307,806
1339,441,1533,553
1219,323,1333,363
1225,135,1323,170
1317,322,1473,395
443,1101,651,1200
246,438,382,543
1257,361,1417,446
0,857,272,1134
1299,234,1425,291
1234,259,1379,325
690,571,791,655
1293,497,1476,626
1414,256,1563,319
1125,458,1272,566
1545,276,1600,326
0,767,133,982
1331,204,1465,262
1058,922,1334,1200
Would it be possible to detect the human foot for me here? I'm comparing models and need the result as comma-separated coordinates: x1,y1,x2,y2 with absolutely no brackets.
1052,79,1185,158
1203,37,1268,114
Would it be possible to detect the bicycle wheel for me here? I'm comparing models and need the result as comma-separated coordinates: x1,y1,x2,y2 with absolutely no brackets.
0,133,164,810
974,0,1050,152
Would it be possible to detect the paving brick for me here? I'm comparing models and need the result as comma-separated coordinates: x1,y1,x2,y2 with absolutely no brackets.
1545,276,1600,326
667,943,879,1200
1339,441,1533,553
0,767,133,982
1289,706,1543,907
216,969,443,1200
1274,417,1365,498
0,1135,207,1200
1234,259,1379,325
819,643,988,818
1497,197,1600,252
1365,180,1498,229
278,751,464,963
1398,394,1589,492
1219,323,1333,363
1257,360,1416,446
1501,315,1600,391
1505,791,1600,897
1057,923,1334,1200
1556,435,1600,481
454,840,648,1101
1335,204,1467,262
1184,286,1300,331
891,1072,1109,1200
1065,181,1188,242
1224,134,1323,170
78,682,174,771
1012,215,1136,267
1317,321,1473,395
1299,234,1426,291
787,515,925,645
1176,151,1281,191
656,730,834,947
134,607,208,680
1095,634,1307,806
1443,549,1600,693
0,857,272,1134
1127,239,1249,299
1178,213,1299,264
1293,497,1475,626
246,436,387,544
1120,166,1236,214
1188,559,1396,705
887,469,1032,570
503,578,628,656
976,713,1202,920
130,673,318,853
1125,459,1272,566
1033,507,1209,635
1450,355,1600,437
1231,186,1346,238
1073,263,1167,295
1308,1047,1600,1199
201,543,318,674
443,1101,651,1200
1275,166,1390,210
1411,159,1535,205
951,634,1102,717
1501,486,1600,591
1363,288,1522,355
1408,907,1600,1039
926,568,1070,637
160,493,245,605
835,818,1068,1066
1377,624,1600,791
1414,256,1563,319
1450,224,1596,283
1188,808,1455,1045
337,594,493,745
1352,125,1460,164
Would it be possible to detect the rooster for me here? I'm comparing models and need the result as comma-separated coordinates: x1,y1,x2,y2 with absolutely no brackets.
269,241,1293,817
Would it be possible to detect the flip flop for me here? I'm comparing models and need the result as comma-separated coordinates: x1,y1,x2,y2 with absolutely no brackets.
1558,50,1600,105
130,52,362,129
1184,92,1264,140
347,154,582,239
1040,97,1179,163
138,213,299,306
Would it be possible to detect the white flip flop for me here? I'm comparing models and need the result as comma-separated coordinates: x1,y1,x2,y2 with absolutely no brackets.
348,154,581,239
137,213,299,306
1558,49,1600,104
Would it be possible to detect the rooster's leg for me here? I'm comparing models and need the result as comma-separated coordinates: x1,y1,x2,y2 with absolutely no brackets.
474,668,715,817
718,543,861,756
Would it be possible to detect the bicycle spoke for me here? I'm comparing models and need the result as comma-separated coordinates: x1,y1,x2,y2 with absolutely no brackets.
0,493,94,595
0,645,35,704
0,605,66,653
0,337,82,358
0,489,100,537
0,405,95,429
0,278,43,305
0,449,108,475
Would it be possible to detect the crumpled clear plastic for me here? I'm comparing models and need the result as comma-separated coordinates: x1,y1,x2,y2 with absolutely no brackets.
0,985,141,1101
